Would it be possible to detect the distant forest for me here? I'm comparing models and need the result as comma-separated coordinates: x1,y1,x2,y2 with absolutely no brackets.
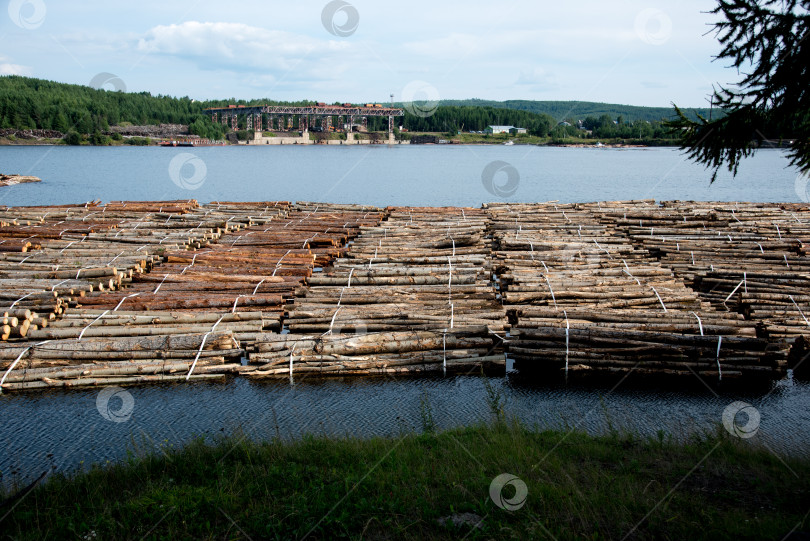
440,99,717,123
1,75,694,143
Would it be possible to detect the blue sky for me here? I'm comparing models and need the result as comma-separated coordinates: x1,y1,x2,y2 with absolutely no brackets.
1,0,735,107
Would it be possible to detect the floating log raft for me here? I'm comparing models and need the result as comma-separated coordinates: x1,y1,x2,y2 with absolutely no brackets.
488,202,791,378
268,206,507,377
599,200,810,347
75,202,385,337
0,200,212,332
243,327,504,378
287,207,506,334
0,330,243,391
0,199,806,390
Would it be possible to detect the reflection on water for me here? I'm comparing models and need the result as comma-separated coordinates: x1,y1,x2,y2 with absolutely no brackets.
1,370,807,488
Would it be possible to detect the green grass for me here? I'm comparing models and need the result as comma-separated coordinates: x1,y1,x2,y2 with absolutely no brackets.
1,421,808,540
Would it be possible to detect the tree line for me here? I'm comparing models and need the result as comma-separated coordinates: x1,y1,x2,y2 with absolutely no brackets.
0,76,562,140
1,75,685,144
0,76,225,141
442,98,715,124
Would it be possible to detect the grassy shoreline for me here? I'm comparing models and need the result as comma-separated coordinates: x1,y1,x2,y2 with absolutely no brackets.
1,419,807,540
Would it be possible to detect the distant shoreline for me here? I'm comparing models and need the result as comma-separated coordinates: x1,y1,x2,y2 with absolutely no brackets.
0,139,671,149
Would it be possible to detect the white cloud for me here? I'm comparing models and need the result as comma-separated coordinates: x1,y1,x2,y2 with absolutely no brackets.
135,21,351,73
0,56,32,76
3,1,734,105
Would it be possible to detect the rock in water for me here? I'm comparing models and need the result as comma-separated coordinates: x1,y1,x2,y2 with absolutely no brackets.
0,174,42,187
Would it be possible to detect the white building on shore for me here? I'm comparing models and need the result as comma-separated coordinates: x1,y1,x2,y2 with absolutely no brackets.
485,125,527,135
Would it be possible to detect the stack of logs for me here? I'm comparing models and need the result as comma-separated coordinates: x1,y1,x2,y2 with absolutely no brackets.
1,199,807,390
249,207,507,377
0,331,243,391
0,201,386,389
75,202,385,338
0,201,261,388
489,202,791,379
0,201,203,338
601,201,810,343
246,327,503,378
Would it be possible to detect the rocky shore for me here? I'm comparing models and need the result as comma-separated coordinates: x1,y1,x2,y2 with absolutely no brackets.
109,123,189,138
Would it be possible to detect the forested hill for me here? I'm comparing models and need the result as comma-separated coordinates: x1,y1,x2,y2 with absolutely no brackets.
1,76,201,132
0,75,686,141
0,76,312,139
440,99,714,122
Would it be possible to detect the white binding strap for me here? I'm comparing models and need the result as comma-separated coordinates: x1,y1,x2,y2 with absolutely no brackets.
337,287,346,306
50,279,70,292
716,336,723,381
544,275,558,309
153,274,170,294
9,292,34,311
447,257,453,301
622,259,641,286
186,315,225,380
0,340,52,392
325,306,342,335
272,250,291,277
651,287,667,312
442,333,447,377
789,295,810,327
59,240,77,254
289,344,297,383
232,295,248,313
2,345,31,392
180,253,199,274
114,293,140,311
78,310,110,340
690,312,704,336
723,278,746,305
107,250,126,266
564,310,570,376
593,238,609,257
251,278,266,296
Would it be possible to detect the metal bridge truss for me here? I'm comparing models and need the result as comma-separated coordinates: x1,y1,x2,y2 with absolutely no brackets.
204,105,404,134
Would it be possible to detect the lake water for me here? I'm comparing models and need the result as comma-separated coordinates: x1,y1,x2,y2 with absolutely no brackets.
2,373,808,489
0,145,804,207
0,145,807,489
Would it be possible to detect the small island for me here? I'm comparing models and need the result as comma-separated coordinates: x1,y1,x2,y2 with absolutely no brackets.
0,174,41,187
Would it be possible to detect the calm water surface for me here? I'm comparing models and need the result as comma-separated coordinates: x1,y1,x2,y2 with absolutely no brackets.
0,145,807,488
0,145,803,206
1,373,807,489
